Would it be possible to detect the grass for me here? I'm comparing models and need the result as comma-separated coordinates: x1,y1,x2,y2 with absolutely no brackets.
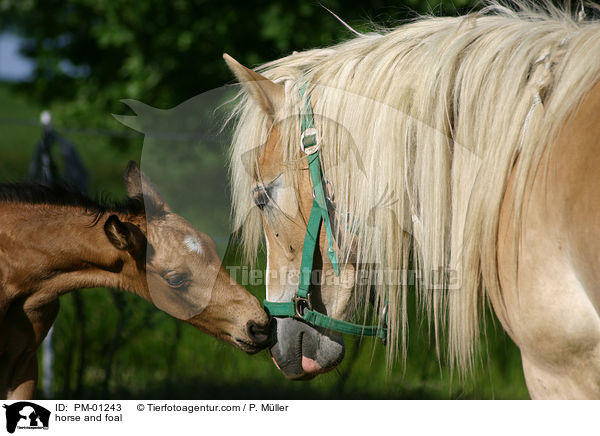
0,82,529,399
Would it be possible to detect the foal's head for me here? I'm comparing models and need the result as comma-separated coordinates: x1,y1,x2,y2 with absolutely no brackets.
104,162,271,353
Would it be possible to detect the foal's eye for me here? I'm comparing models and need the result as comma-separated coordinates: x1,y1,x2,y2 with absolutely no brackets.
164,273,189,289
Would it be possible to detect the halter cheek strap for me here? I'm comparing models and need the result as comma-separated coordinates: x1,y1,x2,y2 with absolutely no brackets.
263,84,387,343
299,84,339,275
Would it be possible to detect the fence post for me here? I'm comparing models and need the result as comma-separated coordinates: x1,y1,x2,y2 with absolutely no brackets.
39,110,55,399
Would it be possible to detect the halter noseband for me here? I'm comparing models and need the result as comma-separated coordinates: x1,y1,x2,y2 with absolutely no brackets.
263,84,388,344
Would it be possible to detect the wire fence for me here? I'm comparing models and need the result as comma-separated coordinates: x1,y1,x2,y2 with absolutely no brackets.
0,114,223,142
0,115,141,138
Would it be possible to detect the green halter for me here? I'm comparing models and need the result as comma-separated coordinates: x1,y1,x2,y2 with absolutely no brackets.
263,84,387,343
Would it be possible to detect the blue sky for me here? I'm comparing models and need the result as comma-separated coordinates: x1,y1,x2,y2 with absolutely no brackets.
0,32,34,81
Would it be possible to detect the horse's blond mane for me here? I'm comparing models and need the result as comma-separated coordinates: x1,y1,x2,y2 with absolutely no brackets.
228,1,600,373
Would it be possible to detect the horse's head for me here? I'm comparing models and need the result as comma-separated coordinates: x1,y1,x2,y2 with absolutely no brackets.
225,55,360,378
103,161,271,353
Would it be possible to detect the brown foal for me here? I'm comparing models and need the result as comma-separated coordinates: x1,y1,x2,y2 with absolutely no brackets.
0,161,270,399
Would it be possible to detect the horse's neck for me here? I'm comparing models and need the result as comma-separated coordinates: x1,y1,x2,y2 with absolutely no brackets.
0,203,140,304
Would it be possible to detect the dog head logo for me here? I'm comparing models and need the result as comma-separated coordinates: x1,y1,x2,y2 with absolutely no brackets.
3,402,50,433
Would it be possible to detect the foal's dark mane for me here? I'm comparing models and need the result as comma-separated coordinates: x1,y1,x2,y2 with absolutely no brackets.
0,182,164,223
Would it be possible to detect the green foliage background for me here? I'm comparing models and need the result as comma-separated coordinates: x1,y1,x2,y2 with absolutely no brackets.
0,0,529,399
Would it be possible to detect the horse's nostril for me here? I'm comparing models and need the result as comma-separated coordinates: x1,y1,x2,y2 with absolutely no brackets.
247,320,272,347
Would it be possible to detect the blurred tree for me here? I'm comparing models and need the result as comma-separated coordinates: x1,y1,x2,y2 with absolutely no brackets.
0,0,475,133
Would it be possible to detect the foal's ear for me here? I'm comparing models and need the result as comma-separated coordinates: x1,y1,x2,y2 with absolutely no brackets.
223,53,284,118
124,160,170,212
104,215,146,259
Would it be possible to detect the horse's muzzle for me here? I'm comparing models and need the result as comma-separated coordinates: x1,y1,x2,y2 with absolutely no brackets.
268,317,345,379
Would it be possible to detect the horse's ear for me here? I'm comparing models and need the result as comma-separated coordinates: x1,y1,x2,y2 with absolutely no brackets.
223,53,284,118
124,160,170,212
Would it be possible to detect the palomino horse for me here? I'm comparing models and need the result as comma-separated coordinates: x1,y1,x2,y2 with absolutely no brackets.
224,2,600,398
0,161,270,399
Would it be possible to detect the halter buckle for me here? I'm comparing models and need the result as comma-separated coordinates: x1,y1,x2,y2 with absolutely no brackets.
293,294,313,318
300,128,320,155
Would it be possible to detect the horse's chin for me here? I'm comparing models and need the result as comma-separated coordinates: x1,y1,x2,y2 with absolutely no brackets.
269,317,345,380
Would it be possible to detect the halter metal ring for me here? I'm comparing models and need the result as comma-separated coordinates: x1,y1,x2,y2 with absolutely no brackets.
293,295,312,318
301,128,320,155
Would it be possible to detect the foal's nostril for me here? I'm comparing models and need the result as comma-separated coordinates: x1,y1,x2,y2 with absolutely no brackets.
247,320,272,347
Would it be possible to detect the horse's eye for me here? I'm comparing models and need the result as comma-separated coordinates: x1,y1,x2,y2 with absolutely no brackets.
165,273,189,289
252,185,270,210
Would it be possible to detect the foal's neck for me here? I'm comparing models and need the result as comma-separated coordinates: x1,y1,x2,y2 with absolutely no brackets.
1,203,145,305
